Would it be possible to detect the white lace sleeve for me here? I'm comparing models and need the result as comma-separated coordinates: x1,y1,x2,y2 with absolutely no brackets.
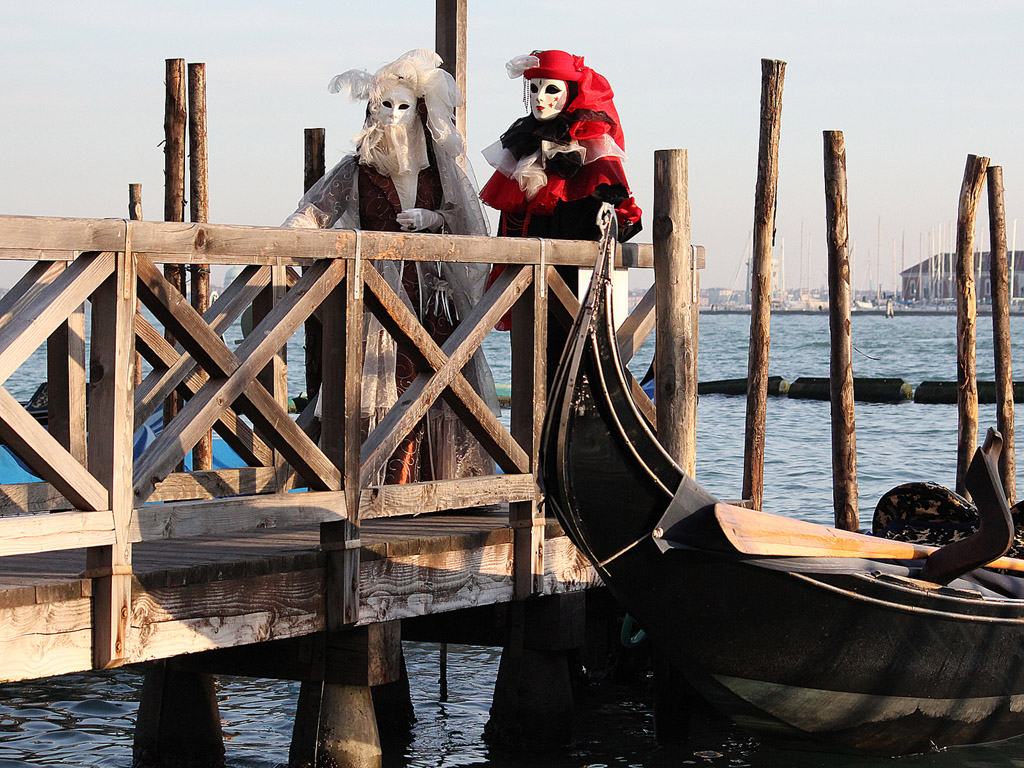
281,155,360,229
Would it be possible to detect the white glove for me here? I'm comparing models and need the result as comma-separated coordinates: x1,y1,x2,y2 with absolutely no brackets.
396,208,444,232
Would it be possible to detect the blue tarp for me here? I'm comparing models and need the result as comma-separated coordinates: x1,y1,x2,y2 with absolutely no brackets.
1,413,245,484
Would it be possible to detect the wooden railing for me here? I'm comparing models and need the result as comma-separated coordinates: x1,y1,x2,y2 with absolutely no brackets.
0,214,656,666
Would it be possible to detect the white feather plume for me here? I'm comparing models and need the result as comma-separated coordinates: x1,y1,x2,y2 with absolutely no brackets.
505,54,539,79
328,69,374,100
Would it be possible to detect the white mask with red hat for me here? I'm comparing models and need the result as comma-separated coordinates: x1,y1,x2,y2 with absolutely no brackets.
529,78,568,121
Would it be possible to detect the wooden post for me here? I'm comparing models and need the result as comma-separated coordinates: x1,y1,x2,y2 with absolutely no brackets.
86,248,136,668
742,58,786,510
47,278,87,465
988,164,1015,504
254,265,289,484
163,58,187,445
188,62,212,472
653,149,696,475
133,661,225,768
823,131,859,531
486,594,582,750
129,183,144,388
321,258,362,629
435,0,467,140
510,263,547,598
304,128,326,404
955,154,989,496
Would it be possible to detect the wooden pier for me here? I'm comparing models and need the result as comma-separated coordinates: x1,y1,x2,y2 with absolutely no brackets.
0,213,661,762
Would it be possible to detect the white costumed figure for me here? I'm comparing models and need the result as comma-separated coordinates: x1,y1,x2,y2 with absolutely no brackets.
284,49,497,484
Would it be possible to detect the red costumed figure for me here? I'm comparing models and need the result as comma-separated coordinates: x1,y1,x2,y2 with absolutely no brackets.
481,50,642,241
480,49,642,332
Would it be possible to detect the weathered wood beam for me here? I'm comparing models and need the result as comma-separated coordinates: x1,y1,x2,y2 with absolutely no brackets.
0,509,114,557
359,474,536,519
134,317,270,467
0,596,93,683
133,255,342,500
0,387,107,510
134,264,271,428
0,481,71,514
361,263,529,476
0,216,652,268
86,249,137,668
129,491,345,542
0,261,67,334
148,467,282,503
510,267,547,599
47,263,88,466
0,215,125,257
0,251,114,387
359,264,532,483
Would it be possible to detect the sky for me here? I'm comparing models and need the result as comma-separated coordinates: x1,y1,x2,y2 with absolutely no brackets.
3,0,1024,294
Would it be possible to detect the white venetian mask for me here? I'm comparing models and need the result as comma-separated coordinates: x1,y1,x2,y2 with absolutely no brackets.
370,84,417,127
529,78,568,121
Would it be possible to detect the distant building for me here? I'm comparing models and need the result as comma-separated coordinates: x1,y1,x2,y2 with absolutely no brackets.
900,251,1024,301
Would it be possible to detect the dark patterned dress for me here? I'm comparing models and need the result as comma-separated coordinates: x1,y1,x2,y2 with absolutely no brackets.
357,162,454,483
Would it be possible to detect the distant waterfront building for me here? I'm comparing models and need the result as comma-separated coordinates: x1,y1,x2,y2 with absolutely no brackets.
900,251,1024,301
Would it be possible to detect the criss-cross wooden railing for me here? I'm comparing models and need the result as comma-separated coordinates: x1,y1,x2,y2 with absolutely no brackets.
0,214,656,668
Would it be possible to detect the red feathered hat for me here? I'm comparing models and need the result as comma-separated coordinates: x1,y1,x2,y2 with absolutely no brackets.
523,50,585,82
517,50,626,151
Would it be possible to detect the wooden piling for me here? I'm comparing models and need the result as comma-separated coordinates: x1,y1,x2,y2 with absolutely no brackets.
164,59,187,224
653,149,696,475
303,128,326,403
510,264,546,598
823,131,859,531
988,164,1015,504
129,184,143,388
86,250,136,667
742,58,786,510
133,661,225,768
434,0,467,139
163,58,187,443
188,62,212,472
955,154,989,496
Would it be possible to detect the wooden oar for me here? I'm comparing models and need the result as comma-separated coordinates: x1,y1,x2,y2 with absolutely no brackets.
713,502,1024,574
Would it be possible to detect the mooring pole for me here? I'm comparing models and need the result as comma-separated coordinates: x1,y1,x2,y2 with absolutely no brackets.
653,149,696,475
128,183,144,388
188,62,212,472
435,0,467,140
955,154,989,496
163,58,187,450
823,131,859,531
303,128,326,405
988,164,1016,504
742,58,785,510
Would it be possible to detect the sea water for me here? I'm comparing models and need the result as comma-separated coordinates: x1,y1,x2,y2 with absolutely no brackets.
5,312,1024,767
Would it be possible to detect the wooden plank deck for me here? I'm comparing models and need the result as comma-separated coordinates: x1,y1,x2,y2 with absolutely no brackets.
0,508,599,683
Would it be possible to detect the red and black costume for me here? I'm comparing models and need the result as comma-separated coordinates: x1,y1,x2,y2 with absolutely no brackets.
480,50,642,337
480,49,642,242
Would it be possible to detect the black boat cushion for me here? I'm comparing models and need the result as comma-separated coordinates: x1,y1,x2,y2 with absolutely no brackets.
872,481,1024,558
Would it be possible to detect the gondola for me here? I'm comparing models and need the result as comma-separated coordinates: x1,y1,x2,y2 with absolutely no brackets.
539,205,1024,756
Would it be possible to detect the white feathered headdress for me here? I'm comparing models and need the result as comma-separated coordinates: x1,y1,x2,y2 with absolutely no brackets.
328,49,463,153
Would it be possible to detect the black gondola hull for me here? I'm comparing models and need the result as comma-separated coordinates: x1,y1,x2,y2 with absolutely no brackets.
539,230,1024,756
603,539,1024,755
